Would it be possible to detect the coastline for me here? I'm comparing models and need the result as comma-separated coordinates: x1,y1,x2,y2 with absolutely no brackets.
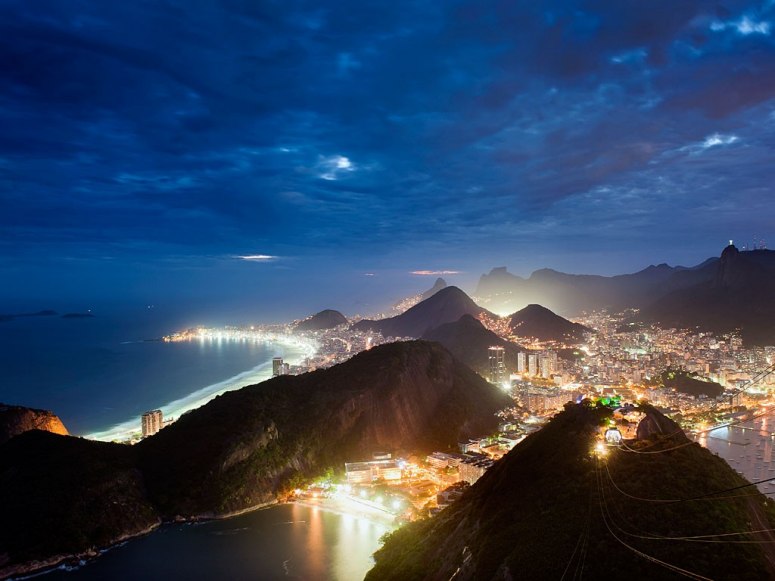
84,335,317,442
2,497,395,581
1,521,161,581
292,497,400,529
3,502,280,580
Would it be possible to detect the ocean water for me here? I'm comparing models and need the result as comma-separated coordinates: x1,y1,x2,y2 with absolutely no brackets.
695,412,775,494
43,503,393,581
0,308,297,436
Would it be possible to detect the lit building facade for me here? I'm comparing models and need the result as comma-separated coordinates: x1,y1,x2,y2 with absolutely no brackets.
488,346,506,384
141,409,163,438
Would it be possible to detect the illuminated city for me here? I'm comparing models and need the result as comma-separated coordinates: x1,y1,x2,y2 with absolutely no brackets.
2,0,775,579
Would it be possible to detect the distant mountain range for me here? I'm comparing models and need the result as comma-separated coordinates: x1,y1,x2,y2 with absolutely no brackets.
422,315,523,375
0,341,509,577
356,283,586,349
476,245,775,345
638,245,775,344
476,261,714,316
295,309,347,332
354,286,494,338
367,404,775,580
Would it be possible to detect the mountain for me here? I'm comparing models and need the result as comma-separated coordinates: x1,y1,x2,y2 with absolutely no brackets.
0,431,159,579
638,245,775,345
507,304,590,342
421,315,522,377
475,260,716,316
421,277,447,300
0,403,68,445
476,245,775,344
138,340,509,516
0,341,510,576
295,309,348,332
354,286,494,338
367,403,775,580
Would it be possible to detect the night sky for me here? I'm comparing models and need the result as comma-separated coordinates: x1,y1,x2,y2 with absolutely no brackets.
1,1,774,319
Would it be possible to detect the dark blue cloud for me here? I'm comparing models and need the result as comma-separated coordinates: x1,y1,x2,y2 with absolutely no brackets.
1,0,774,309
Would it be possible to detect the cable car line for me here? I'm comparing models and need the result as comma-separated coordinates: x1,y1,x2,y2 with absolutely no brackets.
594,459,713,581
602,463,775,544
617,439,696,454
604,461,773,504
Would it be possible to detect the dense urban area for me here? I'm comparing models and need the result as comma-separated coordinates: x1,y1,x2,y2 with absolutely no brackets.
149,296,775,523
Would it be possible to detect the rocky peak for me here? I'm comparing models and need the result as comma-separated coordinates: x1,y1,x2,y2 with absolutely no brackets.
421,277,448,300
0,403,69,445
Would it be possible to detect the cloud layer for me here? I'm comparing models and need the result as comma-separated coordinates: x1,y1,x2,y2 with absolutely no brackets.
1,0,774,298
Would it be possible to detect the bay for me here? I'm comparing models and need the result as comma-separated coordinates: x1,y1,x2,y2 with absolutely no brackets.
0,309,289,436
43,503,393,581
695,412,775,495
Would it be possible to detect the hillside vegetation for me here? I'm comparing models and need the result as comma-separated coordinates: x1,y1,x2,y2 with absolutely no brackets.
0,341,508,576
368,403,775,580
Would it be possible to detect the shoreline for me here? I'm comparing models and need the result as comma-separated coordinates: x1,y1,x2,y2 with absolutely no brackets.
2,497,395,581
292,497,400,529
2,521,161,581
84,335,317,442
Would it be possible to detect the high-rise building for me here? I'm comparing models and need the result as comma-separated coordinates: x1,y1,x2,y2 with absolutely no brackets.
517,352,526,374
539,351,559,378
528,353,538,377
272,357,284,377
488,346,506,384
540,357,551,379
141,409,163,438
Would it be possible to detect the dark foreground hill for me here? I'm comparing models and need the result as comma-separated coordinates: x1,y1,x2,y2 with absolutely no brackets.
367,403,775,581
0,432,159,575
138,340,509,516
507,303,590,343
0,341,509,577
422,315,522,377
294,309,348,331
354,286,494,338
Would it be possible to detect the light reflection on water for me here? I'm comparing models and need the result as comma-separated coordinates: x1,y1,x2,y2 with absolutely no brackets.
45,503,394,581
694,412,775,494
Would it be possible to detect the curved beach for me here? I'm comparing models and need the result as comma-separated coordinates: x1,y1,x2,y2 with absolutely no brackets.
85,334,317,442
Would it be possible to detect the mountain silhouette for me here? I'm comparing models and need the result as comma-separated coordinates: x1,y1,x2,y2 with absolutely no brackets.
507,304,589,342
354,286,493,338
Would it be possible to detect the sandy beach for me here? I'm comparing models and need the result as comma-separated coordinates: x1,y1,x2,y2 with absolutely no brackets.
292,495,400,529
85,334,317,442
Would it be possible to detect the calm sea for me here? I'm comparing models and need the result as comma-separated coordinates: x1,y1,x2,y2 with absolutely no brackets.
695,412,775,494
42,503,392,581
0,308,285,436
